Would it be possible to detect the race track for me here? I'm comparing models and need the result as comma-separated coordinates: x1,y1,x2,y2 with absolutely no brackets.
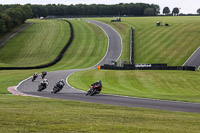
16,20,200,113
183,45,200,69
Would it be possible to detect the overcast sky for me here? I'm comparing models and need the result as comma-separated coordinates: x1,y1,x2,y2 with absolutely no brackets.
0,0,199,14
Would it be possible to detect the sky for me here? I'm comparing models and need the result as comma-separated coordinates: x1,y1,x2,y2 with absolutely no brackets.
0,0,199,14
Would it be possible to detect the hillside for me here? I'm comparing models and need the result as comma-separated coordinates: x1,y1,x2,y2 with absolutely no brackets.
92,16,200,66
0,19,70,67
0,17,200,132
0,19,107,93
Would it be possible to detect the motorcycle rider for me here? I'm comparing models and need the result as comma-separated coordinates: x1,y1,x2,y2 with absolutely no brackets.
51,79,65,93
40,79,49,88
93,80,102,93
33,72,38,77
87,80,102,95
32,72,38,81
56,79,65,89
38,79,48,91
41,71,47,79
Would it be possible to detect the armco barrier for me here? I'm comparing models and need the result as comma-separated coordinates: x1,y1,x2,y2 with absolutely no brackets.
0,20,74,70
101,64,195,71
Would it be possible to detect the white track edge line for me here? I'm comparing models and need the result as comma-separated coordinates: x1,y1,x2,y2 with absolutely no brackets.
86,20,110,68
102,93,200,105
14,76,44,98
66,72,86,92
88,20,123,62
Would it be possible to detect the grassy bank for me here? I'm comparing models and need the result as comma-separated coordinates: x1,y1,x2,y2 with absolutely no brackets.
0,95,199,132
0,17,200,132
47,20,107,70
68,69,200,103
0,23,31,42
0,19,107,69
0,19,107,93
91,16,200,66
0,19,70,67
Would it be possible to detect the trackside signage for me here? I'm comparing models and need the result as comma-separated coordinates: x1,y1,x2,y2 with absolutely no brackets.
100,63,195,71
135,64,152,67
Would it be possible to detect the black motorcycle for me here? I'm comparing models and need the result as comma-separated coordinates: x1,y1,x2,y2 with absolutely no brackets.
41,71,47,79
51,82,64,93
37,83,47,91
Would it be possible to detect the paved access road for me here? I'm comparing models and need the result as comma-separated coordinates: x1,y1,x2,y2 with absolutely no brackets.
0,22,33,48
17,20,200,113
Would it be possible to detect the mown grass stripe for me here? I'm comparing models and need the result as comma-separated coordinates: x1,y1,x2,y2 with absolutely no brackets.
140,24,183,58
69,69,200,103
139,24,195,64
0,20,71,68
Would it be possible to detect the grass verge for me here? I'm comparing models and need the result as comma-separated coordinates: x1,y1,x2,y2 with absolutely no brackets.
0,95,199,132
68,69,200,103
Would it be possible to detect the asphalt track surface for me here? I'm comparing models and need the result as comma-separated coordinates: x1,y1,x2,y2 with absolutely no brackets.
183,45,200,69
17,20,200,113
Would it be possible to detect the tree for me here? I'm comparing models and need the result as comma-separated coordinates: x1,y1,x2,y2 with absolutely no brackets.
197,8,200,14
1,13,12,31
172,7,179,16
163,7,170,15
0,18,7,33
151,4,160,15
144,8,155,16
22,5,33,19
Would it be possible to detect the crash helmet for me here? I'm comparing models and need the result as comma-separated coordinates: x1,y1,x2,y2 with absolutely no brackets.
44,79,48,82
61,79,64,82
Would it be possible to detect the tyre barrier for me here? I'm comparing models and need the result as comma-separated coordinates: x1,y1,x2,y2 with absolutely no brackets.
0,20,74,70
130,27,134,64
100,64,195,71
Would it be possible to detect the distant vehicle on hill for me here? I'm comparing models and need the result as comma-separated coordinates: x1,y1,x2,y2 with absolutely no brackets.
111,17,121,22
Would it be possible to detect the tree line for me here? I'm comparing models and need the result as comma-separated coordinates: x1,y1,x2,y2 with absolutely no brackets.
0,4,32,34
163,7,180,16
0,3,160,34
163,7,200,15
29,3,160,18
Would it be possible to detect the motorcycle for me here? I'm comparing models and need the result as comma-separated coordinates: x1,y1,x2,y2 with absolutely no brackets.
86,83,102,96
41,71,47,79
32,75,38,82
37,83,47,91
51,82,64,93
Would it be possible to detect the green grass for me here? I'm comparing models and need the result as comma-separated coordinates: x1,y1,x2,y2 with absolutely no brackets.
0,19,107,93
68,69,200,103
0,19,107,69
90,16,200,65
0,95,199,133
0,23,30,42
0,17,200,132
0,70,37,94
47,20,107,70
0,19,70,67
